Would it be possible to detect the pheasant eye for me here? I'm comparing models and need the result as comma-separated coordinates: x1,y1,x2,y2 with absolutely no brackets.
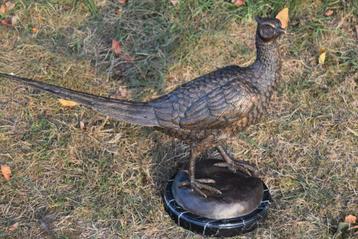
262,26,274,35
258,25,277,41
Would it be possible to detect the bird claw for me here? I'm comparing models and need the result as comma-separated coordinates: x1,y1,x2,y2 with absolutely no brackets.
214,161,257,176
196,178,216,184
179,178,222,198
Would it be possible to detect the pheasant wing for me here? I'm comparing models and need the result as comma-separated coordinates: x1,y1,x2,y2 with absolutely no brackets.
179,80,259,129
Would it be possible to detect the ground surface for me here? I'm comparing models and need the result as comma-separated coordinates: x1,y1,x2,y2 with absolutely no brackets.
0,0,357,238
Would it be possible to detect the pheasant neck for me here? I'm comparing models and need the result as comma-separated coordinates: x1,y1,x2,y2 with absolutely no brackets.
255,39,279,65
252,35,281,92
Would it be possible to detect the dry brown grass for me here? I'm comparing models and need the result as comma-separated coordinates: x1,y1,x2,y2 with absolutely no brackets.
0,0,357,238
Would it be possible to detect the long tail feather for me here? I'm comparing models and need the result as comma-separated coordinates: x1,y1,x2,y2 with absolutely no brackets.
0,72,159,127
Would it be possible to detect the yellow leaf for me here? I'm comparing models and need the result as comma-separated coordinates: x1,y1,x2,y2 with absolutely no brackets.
1,164,11,181
345,215,357,224
0,4,7,14
31,27,38,33
319,48,326,65
58,99,78,108
276,7,289,29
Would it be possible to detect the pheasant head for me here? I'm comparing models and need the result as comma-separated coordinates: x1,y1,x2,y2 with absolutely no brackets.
255,16,285,42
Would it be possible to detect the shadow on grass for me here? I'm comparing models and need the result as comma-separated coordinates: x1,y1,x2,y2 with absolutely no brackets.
147,140,188,193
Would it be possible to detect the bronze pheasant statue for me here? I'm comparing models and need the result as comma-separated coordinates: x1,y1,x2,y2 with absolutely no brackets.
0,17,285,197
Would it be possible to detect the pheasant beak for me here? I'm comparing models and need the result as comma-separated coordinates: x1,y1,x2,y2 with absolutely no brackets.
277,27,286,34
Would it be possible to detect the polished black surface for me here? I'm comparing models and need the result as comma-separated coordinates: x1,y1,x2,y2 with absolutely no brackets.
173,159,263,219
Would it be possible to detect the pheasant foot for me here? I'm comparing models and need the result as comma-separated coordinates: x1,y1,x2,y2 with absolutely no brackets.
179,178,222,198
215,145,257,176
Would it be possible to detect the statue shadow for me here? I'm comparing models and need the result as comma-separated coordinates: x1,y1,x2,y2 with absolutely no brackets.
148,139,189,193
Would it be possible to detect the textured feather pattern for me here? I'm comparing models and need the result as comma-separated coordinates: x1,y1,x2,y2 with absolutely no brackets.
149,66,260,131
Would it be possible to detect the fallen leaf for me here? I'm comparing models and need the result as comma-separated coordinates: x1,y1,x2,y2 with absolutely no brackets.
170,0,179,5
325,9,334,16
0,15,17,27
319,48,326,65
0,4,6,14
80,121,85,130
276,7,289,29
31,27,38,33
345,215,357,224
0,18,11,26
7,222,18,232
118,0,127,4
232,0,245,7
1,164,11,181
112,39,122,56
58,99,78,108
10,15,18,26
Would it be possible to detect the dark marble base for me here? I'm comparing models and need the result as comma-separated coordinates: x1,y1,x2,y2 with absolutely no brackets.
163,158,271,237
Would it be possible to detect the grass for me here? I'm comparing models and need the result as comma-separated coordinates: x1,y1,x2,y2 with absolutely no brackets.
0,0,357,238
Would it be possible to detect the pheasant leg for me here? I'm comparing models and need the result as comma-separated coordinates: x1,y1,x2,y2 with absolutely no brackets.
214,145,257,176
179,145,222,198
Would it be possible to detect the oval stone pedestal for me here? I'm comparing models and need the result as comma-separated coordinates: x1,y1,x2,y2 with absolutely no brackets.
163,158,271,237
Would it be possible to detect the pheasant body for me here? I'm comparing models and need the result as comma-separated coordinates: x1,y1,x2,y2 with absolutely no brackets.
0,16,285,197
150,36,281,144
